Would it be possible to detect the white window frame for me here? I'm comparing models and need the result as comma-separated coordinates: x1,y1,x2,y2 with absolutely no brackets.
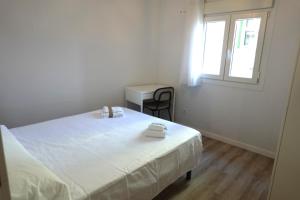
202,11,268,84
202,15,231,80
224,12,268,83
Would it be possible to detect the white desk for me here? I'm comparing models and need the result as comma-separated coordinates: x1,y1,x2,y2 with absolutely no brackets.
125,84,175,120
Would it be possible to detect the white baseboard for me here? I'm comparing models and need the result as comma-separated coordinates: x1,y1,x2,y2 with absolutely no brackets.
200,129,275,159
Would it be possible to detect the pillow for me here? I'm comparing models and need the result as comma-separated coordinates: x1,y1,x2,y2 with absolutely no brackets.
0,125,71,200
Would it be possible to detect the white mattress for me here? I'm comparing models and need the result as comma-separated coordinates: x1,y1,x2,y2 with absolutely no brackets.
11,108,202,200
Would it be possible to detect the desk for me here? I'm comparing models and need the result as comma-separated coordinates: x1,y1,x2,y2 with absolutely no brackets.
125,84,175,120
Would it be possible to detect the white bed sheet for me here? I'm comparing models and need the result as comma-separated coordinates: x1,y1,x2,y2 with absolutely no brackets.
11,108,202,200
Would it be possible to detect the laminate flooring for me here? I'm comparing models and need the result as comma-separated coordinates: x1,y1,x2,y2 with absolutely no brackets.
154,137,274,200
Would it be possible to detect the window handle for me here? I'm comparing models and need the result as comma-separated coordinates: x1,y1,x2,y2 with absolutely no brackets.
227,49,232,61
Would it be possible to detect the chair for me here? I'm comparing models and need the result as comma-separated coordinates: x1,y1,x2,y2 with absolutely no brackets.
143,87,174,121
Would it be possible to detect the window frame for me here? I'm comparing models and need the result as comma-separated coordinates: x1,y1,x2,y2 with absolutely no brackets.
224,12,268,84
202,15,231,80
202,11,269,84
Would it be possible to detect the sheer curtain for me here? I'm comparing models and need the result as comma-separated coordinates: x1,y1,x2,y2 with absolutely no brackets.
181,0,205,87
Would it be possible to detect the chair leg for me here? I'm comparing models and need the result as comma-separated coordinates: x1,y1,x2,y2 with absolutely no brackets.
168,109,172,121
151,110,155,117
158,110,160,118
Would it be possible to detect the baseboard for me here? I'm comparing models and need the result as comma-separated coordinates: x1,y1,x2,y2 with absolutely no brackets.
200,129,275,159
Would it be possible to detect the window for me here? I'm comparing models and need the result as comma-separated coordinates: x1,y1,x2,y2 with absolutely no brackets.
202,12,268,84
203,15,230,80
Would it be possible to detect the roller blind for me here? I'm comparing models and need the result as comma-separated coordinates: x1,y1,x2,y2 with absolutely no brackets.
204,0,274,14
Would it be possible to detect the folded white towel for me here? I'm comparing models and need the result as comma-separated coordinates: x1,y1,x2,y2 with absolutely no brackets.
148,123,167,132
111,107,124,113
100,106,124,118
102,106,109,113
145,130,166,138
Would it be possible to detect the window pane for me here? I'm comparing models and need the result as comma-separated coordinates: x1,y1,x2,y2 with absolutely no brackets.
203,20,226,75
229,18,261,78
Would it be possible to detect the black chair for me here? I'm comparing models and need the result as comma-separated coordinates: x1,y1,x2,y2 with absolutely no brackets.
143,87,174,121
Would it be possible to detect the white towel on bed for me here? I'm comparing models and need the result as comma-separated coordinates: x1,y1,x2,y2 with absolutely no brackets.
145,123,167,138
148,123,167,132
100,106,124,118
145,130,166,138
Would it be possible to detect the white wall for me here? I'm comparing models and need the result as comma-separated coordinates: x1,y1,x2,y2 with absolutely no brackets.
157,0,300,153
0,0,158,128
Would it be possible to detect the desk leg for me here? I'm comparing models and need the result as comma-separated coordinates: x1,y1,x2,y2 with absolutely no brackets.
140,100,143,113
172,91,175,121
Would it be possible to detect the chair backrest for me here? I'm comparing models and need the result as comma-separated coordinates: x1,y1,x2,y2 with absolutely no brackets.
0,126,11,200
153,87,174,106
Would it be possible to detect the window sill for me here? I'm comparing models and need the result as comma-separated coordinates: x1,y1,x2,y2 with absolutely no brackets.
201,77,265,91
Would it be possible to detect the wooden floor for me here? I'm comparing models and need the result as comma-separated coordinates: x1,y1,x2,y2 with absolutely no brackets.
154,137,274,200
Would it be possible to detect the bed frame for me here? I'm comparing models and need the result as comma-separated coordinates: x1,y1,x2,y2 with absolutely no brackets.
0,127,11,200
186,170,192,181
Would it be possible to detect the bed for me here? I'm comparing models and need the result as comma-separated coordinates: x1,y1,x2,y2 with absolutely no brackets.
2,108,202,200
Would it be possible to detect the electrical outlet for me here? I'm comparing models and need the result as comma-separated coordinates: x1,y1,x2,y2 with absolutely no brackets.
179,10,187,14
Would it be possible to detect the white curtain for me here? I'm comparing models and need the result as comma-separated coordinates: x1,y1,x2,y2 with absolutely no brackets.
181,0,205,87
